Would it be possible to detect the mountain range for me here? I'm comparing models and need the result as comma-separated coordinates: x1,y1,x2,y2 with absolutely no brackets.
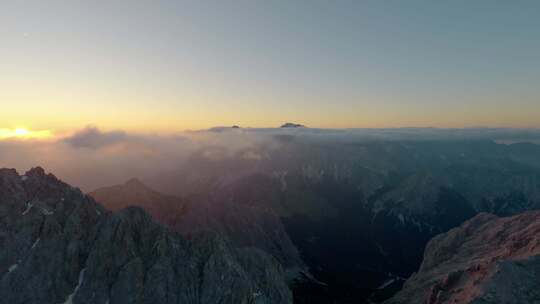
2,137,540,303
85,138,540,303
0,168,291,304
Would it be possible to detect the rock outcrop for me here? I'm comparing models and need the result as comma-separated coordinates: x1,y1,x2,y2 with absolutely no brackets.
0,168,292,304
386,211,540,304
90,178,307,280
88,178,187,228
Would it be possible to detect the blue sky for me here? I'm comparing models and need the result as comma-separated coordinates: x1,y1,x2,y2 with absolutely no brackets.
1,0,539,131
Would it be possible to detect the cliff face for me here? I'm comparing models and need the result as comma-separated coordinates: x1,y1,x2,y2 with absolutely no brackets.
386,211,540,304
0,168,292,304
90,179,306,278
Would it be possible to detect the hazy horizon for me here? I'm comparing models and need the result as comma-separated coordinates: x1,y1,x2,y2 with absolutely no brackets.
2,0,540,134
1,125,539,192
2,0,540,198
3,2,540,304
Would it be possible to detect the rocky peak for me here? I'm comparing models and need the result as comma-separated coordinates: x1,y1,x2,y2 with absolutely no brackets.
90,176,306,281
386,210,540,304
0,167,292,304
25,166,47,177
280,123,305,128
88,178,187,228
0,168,18,178
123,178,147,189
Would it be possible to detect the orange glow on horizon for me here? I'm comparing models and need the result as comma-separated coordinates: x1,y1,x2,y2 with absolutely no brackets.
0,128,53,140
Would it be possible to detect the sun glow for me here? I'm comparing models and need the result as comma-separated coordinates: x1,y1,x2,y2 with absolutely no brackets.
0,128,53,140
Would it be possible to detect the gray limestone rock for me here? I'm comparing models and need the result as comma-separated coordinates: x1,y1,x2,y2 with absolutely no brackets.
0,168,292,304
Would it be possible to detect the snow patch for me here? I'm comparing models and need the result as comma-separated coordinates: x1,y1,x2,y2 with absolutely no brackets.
22,202,34,215
376,273,406,290
8,264,18,273
41,207,54,215
397,213,405,225
377,278,396,290
63,268,86,304
31,238,40,250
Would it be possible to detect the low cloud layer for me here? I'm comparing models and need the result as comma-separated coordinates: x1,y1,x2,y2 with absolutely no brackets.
64,127,129,149
0,126,281,191
1,126,539,192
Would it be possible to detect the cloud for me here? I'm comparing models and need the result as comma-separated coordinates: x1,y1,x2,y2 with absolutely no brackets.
63,127,129,149
0,127,197,191
1,126,540,192
0,126,278,191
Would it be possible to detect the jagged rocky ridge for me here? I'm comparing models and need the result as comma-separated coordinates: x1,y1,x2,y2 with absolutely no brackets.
0,167,292,304
89,179,307,280
146,140,540,302
386,211,540,304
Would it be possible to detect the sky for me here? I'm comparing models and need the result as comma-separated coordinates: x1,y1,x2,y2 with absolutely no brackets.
1,0,540,136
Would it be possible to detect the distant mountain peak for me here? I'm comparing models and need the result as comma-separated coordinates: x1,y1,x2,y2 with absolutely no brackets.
208,126,242,132
25,166,46,177
280,123,305,128
124,177,146,188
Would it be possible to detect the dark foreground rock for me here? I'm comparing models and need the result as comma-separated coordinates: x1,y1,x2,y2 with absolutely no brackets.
386,211,540,304
0,167,292,304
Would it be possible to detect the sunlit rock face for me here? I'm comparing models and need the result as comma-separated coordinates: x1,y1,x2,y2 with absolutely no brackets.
386,211,540,304
0,167,292,304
